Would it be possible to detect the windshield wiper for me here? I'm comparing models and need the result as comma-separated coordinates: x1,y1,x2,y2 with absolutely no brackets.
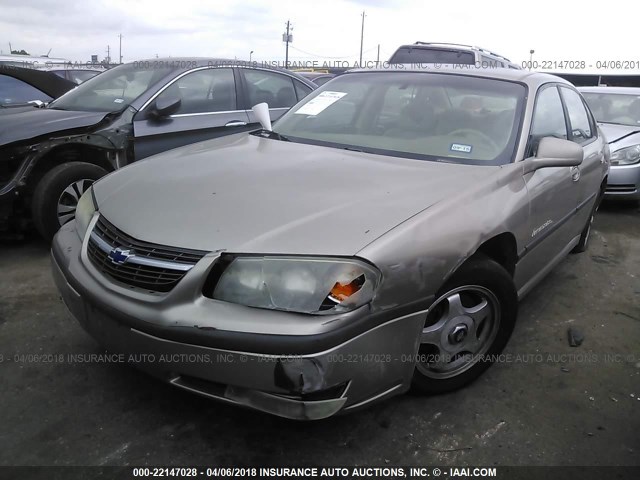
251,128,290,142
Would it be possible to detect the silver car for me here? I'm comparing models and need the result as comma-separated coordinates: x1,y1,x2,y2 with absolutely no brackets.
52,67,608,420
580,86,640,201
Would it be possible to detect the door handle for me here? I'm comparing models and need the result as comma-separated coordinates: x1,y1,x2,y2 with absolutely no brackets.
225,121,247,127
570,166,581,182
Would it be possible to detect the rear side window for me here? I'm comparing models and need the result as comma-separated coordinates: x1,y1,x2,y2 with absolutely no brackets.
560,87,593,142
480,55,503,68
0,74,52,105
155,68,236,114
312,76,333,87
293,80,312,101
389,47,475,65
242,70,298,108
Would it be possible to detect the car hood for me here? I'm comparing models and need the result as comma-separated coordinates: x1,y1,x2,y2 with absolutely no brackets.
0,105,40,115
94,134,499,256
0,108,110,146
599,123,640,150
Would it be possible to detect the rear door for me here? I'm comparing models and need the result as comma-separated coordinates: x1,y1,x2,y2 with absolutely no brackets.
558,86,604,223
518,84,580,277
132,67,251,160
239,68,312,124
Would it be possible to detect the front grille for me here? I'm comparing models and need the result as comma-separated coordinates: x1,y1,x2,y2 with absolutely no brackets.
87,215,208,292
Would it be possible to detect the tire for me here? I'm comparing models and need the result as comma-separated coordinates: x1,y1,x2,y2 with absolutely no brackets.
571,210,594,254
31,162,107,241
572,189,603,254
411,255,518,395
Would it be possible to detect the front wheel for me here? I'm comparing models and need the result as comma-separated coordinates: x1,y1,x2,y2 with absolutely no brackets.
411,256,517,394
31,162,107,241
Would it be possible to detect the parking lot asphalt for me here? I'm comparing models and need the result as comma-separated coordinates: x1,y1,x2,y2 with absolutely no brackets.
0,202,638,468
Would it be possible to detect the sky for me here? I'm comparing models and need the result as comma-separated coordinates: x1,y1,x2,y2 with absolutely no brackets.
1,0,638,70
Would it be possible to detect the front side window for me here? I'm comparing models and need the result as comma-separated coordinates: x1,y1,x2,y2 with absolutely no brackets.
242,70,299,108
528,85,568,156
274,72,526,165
0,74,52,106
582,92,640,127
531,86,568,140
155,68,236,114
49,63,174,112
560,87,593,142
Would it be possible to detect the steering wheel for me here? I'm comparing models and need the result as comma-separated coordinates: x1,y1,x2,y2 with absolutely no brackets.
448,129,499,151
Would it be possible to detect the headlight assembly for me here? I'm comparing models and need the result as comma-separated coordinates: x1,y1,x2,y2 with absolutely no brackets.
75,186,96,240
610,145,640,166
211,256,381,315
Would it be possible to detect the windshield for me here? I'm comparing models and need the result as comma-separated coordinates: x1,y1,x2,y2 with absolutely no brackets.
273,72,526,165
48,63,173,112
389,47,475,65
582,92,640,127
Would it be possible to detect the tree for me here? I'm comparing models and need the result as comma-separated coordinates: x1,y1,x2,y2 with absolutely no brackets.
11,49,29,56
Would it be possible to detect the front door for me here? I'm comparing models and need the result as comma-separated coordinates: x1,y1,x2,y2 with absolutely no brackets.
517,84,581,287
132,67,251,160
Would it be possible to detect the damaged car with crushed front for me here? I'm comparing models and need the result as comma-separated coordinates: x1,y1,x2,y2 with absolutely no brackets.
52,67,608,420
0,58,314,239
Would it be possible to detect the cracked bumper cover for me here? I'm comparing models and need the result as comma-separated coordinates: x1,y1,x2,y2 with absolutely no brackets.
51,221,425,420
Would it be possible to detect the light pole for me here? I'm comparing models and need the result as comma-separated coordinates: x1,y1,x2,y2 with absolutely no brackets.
118,33,123,64
359,11,366,66
529,49,535,70
283,21,293,69
250,50,253,62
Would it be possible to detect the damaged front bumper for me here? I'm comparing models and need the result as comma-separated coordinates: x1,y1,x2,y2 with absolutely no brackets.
51,221,426,420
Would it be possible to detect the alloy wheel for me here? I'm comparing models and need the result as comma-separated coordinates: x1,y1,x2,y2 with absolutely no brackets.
57,179,94,226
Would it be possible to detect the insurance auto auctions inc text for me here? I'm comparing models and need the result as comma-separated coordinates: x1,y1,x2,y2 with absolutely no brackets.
208,466,498,478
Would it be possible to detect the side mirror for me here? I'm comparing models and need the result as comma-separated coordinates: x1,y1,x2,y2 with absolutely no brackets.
524,137,583,173
150,96,181,119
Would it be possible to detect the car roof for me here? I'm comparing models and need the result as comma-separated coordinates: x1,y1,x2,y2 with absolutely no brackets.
127,57,316,87
298,72,335,79
343,65,572,89
398,42,514,62
39,66,105,73
578,86,640,95
0,65,77,98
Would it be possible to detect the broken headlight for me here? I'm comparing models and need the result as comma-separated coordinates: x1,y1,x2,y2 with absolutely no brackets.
212,256,381,315
75,186,96,241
